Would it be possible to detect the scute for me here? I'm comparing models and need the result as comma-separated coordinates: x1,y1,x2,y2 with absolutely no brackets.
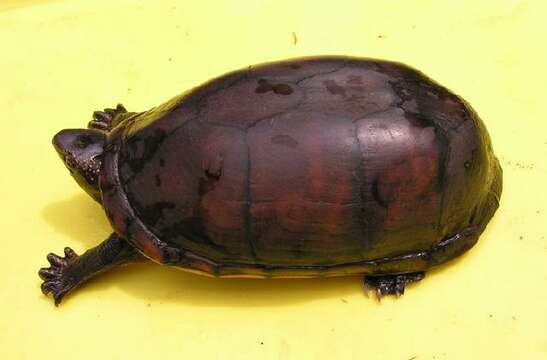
101,56,501,270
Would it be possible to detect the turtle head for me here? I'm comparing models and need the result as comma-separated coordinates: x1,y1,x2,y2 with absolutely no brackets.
53,129,106,203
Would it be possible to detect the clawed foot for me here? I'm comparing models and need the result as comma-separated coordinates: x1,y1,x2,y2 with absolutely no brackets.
363,272,425,300
88,103,127,131
38,247,79,306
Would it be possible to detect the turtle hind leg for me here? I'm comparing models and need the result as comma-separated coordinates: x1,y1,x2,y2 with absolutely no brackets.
363,272,425,300
38,233,145,306
88,103,127,131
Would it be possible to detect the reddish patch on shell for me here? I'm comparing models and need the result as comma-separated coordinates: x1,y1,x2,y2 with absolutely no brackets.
248,110,365,263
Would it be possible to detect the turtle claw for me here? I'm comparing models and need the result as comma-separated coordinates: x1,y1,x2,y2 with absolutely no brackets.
363,272,425,300
88,103,127,131
39,247,80,306
376,287,383,302
38,268,58,281
63,247,78,260
363,281,372,298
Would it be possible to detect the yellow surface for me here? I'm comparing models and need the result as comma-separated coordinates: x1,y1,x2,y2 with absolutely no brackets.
1,0,546,359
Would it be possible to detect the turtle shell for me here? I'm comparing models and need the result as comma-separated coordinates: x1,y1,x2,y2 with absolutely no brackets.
99,56,502,277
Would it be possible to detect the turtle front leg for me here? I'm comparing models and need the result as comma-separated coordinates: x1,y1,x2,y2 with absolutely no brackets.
363,272,425,300
38,233,146,306
88,103,127,131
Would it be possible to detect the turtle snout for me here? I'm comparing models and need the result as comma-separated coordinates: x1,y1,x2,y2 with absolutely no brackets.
53,128,106,159
52,129,80,156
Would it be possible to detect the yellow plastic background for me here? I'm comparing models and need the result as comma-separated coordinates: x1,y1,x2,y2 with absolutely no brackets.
1,1,546,359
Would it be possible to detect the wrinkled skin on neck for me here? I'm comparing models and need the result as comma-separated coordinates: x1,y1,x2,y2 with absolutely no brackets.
52,129,106,203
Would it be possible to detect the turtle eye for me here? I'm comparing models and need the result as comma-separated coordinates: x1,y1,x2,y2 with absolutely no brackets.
75,134,93,149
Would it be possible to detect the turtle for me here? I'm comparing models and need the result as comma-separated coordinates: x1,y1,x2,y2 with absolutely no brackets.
39,56,502,305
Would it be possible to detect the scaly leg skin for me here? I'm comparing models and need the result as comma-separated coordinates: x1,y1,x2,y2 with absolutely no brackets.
38,233,146,306
363,272,425,300
88,103,127,131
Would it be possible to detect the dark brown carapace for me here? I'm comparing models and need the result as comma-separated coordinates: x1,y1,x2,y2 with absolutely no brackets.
40,56,502,305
